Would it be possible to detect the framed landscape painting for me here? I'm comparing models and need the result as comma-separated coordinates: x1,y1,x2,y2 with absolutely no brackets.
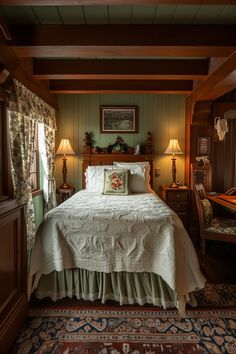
100,106,138,133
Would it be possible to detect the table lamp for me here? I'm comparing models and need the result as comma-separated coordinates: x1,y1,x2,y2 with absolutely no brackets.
164,139,183,188
56,138,75,189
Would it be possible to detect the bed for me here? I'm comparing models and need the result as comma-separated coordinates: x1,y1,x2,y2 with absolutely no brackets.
28,152,205,315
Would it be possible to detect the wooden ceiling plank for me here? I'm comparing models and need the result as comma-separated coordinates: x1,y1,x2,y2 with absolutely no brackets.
33,58,208,80
190,49,236,101
2,1,236,6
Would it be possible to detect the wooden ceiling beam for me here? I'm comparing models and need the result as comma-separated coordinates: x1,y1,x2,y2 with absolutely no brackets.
2,1,236,5
191,50,236,101
49,79,192,94
34,58,208,80
14,46,234,58
0,39,57,108
0,17,11,41
8,24,236,58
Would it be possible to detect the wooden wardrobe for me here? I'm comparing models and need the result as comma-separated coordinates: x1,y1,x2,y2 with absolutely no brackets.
0,199,28,354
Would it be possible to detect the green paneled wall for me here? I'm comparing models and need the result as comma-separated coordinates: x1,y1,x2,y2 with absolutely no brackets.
33,193,44,227
55,94,186,193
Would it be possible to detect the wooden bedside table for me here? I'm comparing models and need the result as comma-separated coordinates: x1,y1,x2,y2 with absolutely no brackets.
57,187,75,204
160,185,190,230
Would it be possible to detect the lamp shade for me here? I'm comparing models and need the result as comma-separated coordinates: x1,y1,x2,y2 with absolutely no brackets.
164,139,183,155
56,139,75,155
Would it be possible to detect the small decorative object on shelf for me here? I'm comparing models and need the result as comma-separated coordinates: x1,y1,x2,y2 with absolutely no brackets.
83,131,91,154
82,131,153,156
146,131,153,154
57,187,75,204
107,136,129,153
134,143,140,155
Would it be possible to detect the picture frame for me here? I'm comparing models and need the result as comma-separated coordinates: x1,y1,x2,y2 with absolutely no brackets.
197,137,210,156
100,106,138,133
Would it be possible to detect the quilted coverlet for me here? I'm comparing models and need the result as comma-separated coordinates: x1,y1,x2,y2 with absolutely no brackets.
28,190,205,312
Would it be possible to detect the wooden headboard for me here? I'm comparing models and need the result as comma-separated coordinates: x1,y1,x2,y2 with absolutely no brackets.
81,153,154,189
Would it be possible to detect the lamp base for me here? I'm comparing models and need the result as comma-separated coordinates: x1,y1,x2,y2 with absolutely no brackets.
169,181,179,188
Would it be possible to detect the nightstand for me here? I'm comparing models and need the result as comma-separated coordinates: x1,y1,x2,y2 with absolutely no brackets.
160,185,190,230
57,187,75,204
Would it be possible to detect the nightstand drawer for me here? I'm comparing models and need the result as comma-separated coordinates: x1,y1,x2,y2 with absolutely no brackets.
160,186,190,231
168,202,188,213
167,190,189,202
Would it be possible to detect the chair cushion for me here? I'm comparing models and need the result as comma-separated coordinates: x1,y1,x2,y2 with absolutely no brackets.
195,183,207,199
206,218,236,235
201,198,213,228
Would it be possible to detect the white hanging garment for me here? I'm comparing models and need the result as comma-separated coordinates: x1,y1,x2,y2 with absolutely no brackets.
214,117,228,141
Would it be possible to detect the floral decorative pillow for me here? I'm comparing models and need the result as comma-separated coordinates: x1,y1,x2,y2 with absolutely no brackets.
113,162,151,193
103,169,129,195
201,198,213,228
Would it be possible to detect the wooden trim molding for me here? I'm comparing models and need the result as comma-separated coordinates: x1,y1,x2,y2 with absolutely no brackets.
185,96,192,187
32,189,43,197
2,1,236,5
190,50,236,102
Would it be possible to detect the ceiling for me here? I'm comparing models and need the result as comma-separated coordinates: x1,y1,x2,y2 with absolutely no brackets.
1,4,236,25
1,1,236,99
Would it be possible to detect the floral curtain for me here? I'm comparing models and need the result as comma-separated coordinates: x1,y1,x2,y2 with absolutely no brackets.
38,123,57,213
8,111,37,251
8,79,56,250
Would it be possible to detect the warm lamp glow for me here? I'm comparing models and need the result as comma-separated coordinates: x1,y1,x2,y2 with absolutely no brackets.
164,139,183,188
56,139,75,156
164,139,183,155
56,139,75,189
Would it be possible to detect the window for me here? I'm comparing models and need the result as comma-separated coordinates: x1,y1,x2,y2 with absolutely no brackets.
30,124,40,192
0,98,13,201
30,123,47,195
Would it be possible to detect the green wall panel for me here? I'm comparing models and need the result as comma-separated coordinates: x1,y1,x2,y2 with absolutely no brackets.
33,194,44,227
55,94,186,194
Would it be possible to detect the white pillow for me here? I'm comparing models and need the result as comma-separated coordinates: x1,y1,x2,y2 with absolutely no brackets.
85,165,114,192
113,162,151,193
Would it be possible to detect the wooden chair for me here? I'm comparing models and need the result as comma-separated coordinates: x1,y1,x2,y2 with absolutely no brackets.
193,183,236,268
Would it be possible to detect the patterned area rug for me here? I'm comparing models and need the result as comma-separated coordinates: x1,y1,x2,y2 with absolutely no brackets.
195,283,236,307
15,307,236,354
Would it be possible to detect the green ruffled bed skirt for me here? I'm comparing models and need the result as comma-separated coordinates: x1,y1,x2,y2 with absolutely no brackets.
34,269,197,309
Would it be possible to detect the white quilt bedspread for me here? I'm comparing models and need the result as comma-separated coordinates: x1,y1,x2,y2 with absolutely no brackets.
28,190,205,308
